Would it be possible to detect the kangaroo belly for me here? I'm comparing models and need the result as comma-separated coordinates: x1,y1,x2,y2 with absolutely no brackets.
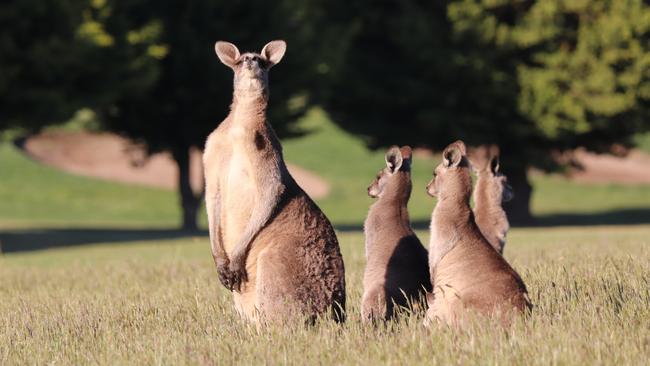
221,146,257,254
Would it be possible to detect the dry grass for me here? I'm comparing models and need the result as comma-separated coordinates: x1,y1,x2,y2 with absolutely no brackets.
1,226,649,365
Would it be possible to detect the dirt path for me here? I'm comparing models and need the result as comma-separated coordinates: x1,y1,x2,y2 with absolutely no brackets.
414,146,650,185
568,148,650,184
22,131,331,199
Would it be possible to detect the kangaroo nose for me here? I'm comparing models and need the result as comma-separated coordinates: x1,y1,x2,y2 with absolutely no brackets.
244,56,253,69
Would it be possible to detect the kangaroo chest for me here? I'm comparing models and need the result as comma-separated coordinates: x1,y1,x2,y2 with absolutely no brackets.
220,124,264,253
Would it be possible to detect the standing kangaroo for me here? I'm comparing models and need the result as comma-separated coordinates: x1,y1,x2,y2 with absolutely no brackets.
425,141,530,327
470,146,513,254
203,40,345,323
362,146,431,322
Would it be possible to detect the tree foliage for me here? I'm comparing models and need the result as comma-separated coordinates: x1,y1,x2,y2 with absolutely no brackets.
0,0,157,134
321,0,650,222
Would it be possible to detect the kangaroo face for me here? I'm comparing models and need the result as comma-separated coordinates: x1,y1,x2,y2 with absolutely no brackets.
426,141,468,198
368,146,412,198
426,166,441,198
214,40,286,94
234,52,270,91
368,168,392,198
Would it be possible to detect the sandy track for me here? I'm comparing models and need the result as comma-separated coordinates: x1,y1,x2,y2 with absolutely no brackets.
568,148,650,184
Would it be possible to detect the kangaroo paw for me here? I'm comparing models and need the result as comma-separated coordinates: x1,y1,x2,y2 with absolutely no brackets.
227,256,248,292
216,259,238,291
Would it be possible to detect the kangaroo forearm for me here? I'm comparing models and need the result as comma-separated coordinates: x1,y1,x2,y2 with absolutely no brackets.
231,184,283,262
206,190,227,262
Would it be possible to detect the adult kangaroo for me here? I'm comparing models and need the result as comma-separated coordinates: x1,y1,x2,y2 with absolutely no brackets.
425,141,530,328
203,40,345,323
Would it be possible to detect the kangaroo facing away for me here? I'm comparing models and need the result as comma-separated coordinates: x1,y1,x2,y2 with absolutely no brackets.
470,145,513,254
203,40,345,323
362,146,431,322
425,141,530,327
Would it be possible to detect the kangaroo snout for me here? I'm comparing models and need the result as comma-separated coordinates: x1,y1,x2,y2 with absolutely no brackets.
426,181,435,197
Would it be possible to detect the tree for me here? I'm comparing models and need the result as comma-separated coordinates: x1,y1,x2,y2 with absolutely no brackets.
320,0,650,223
0,0,158,135
0,0,93,133
97,0,332,230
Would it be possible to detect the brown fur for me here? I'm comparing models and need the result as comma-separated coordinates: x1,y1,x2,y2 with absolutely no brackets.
470,145,513,254
425,141,530,328
203,40,345,323
362,146,431,322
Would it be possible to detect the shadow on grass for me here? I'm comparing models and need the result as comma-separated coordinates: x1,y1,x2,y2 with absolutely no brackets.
3,208,649,253
0,228,208,254
335,208,650,232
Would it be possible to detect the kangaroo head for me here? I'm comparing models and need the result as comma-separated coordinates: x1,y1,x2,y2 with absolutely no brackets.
484,155,514,203
470,146,514,203
368,146,412,198
214,40,286,96
426,140,472,199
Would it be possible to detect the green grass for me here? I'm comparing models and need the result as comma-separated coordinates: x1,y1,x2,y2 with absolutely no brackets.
2,109,650,364
1,227,649,365
634,131,650,154
0,143,180,228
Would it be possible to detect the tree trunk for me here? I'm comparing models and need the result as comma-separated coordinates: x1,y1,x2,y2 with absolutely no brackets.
172,145,201,231
503,164,534,226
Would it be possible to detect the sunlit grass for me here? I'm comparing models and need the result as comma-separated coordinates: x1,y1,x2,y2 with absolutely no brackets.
1,109,650,364
1,227,649,365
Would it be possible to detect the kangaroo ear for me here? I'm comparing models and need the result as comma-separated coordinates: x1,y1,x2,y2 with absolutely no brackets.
442,141,465,168
261,40,286,67
399,146,413,161
215,41,240,69
385,146,403,173
489,155,500,174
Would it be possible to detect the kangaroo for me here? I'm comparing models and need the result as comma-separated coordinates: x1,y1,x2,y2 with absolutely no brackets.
470,145,513,254
362,146,431,322
425,141,530,327
203,40,345,323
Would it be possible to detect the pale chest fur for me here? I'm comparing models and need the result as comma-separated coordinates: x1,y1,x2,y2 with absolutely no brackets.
222,128,257,253
428,213,460,275
206,118,265,255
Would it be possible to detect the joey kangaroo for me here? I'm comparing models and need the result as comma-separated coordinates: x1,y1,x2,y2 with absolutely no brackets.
425,141,530,327
470,146,513,254
362,146,431,322
203,40,345,323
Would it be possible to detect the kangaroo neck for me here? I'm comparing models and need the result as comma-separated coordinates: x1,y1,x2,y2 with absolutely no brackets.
230,92,268,128
371,174,412,227
473,176,498,209
434,194,473,231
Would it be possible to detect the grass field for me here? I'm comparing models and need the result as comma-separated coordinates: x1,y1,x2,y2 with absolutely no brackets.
1,110,650,364
2,228,649,365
